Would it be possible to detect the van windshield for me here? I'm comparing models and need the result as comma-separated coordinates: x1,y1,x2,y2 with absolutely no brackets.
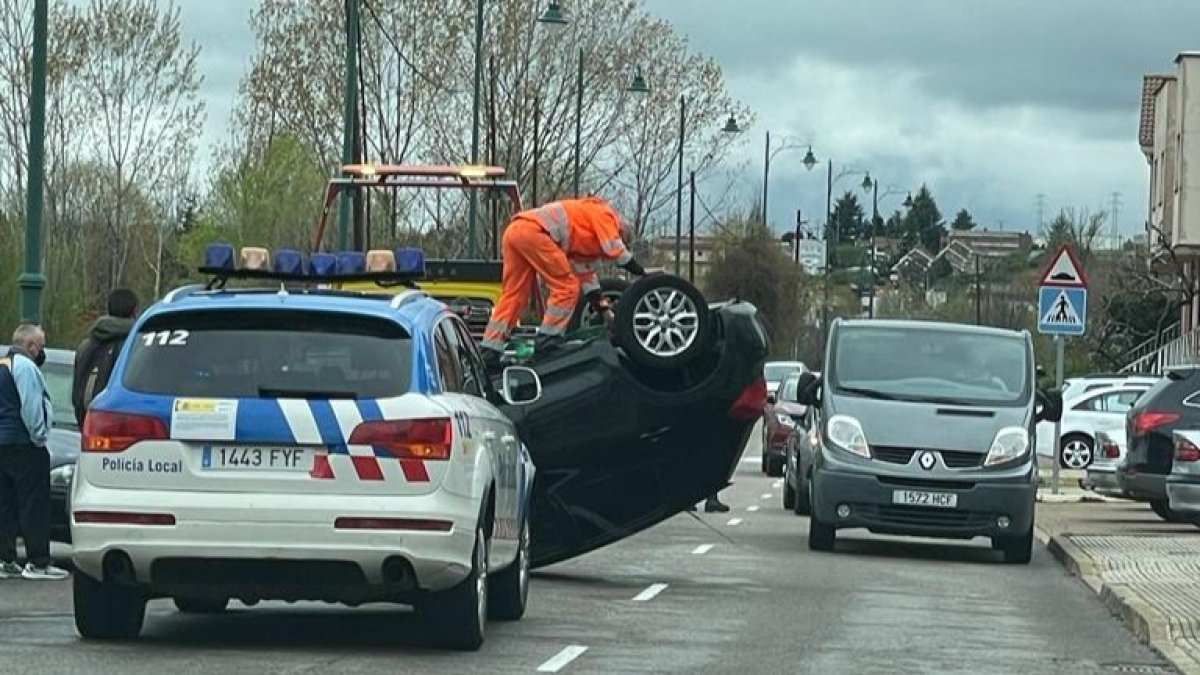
830,324,1030,406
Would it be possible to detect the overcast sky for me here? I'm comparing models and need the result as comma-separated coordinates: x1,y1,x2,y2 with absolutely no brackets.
178,0,1200,241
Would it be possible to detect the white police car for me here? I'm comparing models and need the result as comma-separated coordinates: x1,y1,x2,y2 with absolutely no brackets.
71,244,540,651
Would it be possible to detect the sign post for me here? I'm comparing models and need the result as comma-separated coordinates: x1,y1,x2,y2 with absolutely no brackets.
1036,244,1089,495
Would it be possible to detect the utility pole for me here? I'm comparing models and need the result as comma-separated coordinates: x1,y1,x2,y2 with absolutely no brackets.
337,0,361,252
1110,192,1122,249
974,254,982,325
572,47,583,196
674,95,685,276
20,0,48,324
822,160,834,343
794,209,802,264
688,171,697,283
467,0,485,258
762,131,771,226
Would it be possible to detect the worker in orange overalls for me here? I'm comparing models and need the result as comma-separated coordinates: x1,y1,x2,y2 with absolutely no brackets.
481,196,646,371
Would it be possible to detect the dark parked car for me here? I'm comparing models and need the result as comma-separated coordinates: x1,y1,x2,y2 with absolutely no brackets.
761,372,808,477
795,319,1062,564
1118,366,1200,522
1,345,78,542
783,376,820,515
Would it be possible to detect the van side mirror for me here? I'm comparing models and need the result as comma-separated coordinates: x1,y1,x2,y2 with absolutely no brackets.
500,366,543,405
1036,388,1063,424
794,371,821,406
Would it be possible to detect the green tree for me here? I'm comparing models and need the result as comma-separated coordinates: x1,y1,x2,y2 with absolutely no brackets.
903,185,944,253
951,208,976,231
830,191,865,242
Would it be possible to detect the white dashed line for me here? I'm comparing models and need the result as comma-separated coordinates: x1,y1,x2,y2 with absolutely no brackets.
747,505,760,512
739,456,758,464
692,544,714,555
632,583,669,602
727,517,743,526
760,493,773,500
773,480,783,488
537,645,589,672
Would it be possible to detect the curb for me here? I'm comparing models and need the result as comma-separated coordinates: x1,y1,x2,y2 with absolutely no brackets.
1039,527,1200,675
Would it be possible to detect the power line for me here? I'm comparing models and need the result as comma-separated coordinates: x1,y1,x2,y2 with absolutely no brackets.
361,0,448,92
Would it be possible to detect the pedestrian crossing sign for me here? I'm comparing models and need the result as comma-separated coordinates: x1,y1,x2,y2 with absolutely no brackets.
1038,286,1087,336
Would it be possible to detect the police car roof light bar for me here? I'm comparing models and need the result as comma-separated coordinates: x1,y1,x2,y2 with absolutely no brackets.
200,243,426,289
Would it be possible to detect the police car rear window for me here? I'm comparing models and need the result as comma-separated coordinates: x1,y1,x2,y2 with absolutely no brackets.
122,310,413,399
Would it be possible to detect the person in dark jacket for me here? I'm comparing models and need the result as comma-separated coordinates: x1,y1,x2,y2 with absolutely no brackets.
0,324,67,579
72,289,138,428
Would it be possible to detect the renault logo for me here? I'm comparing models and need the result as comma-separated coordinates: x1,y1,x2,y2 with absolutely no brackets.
918,451,936,470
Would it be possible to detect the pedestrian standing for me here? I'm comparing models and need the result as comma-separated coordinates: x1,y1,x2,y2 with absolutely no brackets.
0,324,68,580
73,289,138,427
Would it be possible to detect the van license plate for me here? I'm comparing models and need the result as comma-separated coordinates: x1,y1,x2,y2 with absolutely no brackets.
892,490,957,508
202,446,312,472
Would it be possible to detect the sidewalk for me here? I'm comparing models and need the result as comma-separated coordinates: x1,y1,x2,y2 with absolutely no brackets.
1037,498,1200,674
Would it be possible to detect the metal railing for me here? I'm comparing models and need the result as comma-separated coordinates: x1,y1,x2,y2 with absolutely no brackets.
1120,322,1196,373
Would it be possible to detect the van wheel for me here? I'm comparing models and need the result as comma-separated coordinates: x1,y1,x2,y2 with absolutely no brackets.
807,481,836,551
74,572,146,640
174,597,229,614
793,470,812,516
423,523,488,650
996,528,1033,564
488,518,529,621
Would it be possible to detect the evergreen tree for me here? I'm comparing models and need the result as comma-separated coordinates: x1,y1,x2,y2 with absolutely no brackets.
951,208,977,231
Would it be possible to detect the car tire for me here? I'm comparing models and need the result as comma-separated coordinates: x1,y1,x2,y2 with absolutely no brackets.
74,571,146,640
423,523,488,651
783,464,796,510
766,456,784,478
996,528,1033,564
1150,499,1192,523
173,597,229,614
760,425,769,474
612,274,712,370
488,518,530,621
1059,434,1094,469
793,470,812,516
568,278,628,332
807,481,836,552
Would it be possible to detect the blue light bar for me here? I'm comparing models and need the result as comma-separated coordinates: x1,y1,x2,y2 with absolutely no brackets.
336,251,366,275
274,249,305,276
396,247,425,275
310,253,337,276
204,243,236,271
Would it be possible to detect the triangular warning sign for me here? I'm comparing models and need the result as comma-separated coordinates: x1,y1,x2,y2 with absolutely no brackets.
1041,290,1081,326
1039,245,1088,288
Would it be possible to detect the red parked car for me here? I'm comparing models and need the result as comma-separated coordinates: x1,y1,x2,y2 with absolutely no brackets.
761,371,809,476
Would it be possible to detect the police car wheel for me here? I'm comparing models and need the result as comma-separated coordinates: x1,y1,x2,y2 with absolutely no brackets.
74,571,146,640
613,274,712,370
488,517,530,621
423,523,488,651
173,596,229,614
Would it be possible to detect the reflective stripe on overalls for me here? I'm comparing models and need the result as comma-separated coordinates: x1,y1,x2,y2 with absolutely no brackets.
481,318,511,351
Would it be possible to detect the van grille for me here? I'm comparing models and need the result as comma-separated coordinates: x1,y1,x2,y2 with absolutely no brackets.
940,450,985,469
859,504,993,529
872,446,916,464
872,446,984,469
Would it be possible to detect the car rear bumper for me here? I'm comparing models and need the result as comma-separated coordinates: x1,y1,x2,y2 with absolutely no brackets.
1167,476,1200,514
811,464,1036,540
70,484,478,598
1116,468,1165,502
1083,468,1124,497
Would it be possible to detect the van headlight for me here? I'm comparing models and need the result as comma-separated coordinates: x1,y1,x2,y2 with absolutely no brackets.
50,464,75,489
826,415,869,458
985,427,1029,466
775,413,796,428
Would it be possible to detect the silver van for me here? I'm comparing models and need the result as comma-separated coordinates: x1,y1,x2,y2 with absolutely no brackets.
794,319,1063,564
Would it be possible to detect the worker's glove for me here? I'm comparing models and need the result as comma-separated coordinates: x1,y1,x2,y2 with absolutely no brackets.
586,290,610,313
622,258,646,276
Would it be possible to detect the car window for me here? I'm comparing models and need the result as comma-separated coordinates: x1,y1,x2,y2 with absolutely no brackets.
1075,390,1144,413
450,317,488,398
765,364,802,381
122,310,413,399
779,376,800,402
435,319,465,393
41,361,77,429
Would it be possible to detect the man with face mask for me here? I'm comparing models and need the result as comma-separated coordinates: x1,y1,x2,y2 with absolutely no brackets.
0,324,67,580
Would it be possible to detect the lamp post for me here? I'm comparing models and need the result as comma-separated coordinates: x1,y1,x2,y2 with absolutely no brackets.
669,111,741,275
20,0,48,324
860,178,911,319
822,162,871,343
761,132,816,227
337,0,361,252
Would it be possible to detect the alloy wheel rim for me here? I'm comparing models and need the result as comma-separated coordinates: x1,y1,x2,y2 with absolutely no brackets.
579,289,624,326
1062,440,1092,468
632,288,699,357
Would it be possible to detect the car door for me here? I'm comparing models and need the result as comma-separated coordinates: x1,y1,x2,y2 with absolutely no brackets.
441,317,521,566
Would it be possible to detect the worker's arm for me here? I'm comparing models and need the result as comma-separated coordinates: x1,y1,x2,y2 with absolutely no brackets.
595,222,646,275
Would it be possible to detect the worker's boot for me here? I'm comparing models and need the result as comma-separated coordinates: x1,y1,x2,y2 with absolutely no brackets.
533,334,565,359
704,495,730,513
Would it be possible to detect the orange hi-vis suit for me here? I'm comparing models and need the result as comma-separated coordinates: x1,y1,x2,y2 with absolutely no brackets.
482,197,635,352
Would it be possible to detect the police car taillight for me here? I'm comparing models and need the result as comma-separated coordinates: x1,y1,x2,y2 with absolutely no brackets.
348,418,453,460
83,410,169,452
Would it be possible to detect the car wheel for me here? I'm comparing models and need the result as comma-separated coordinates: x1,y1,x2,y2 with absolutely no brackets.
488,518,530,621
760,425,769,474
612,274,712,370
793,470,812,516
1059,434,1094,469
807,480,836,551
74,571,146,640
995,528,1033,564
1150,499,1192,523
423,523,488,650
173,597,229,614
568,278,628,331
783,462,796,510
767,455,784,478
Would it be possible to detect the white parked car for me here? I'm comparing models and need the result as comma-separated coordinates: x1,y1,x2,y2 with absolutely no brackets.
1060,374,1159,403
1036,383,1151,469
764,361,807,396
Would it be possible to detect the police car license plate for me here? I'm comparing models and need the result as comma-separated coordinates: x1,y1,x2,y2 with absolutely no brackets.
892,490,957,508
202,446,312,472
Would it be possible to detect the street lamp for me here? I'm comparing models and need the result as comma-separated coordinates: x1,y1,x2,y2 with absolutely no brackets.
761,132,816,229
21,0,48,323
669,106,741,275
860,179,911,319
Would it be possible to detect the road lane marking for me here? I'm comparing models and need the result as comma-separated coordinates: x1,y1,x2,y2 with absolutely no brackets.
760,493,772,500
692,544,714,555
773,480,783,488
727,517,743,526
747,505,760,512
632,583,669,602
739,456,758,464
538,645,589,672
